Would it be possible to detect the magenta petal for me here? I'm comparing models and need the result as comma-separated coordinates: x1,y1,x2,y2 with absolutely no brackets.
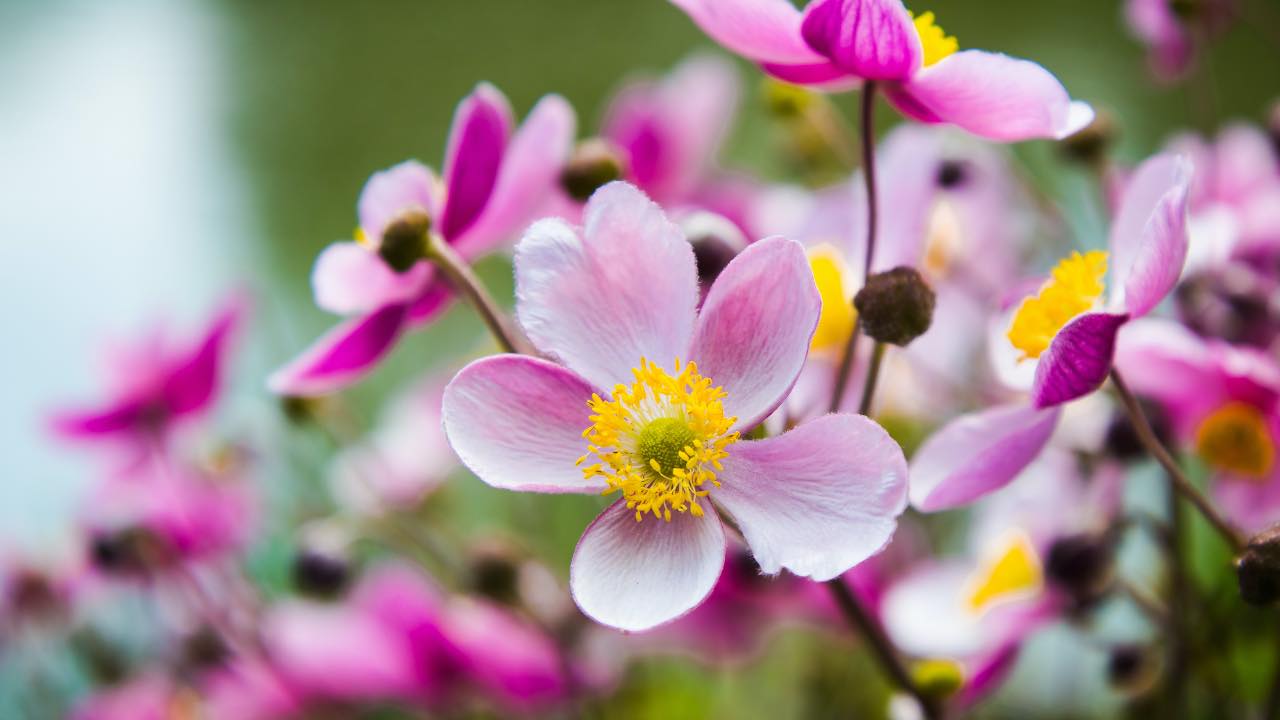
163,297,242,416
52,400,148,440
514,182,698,390
440,83,514,242
441,355,605,494
688,236,820,431
405,281,457,326
760,59,860,89
267,303,409,395
713,414,908,581
570,500,725,631
909,403,1061,512
357,160,442,240
312,242,430,315
667,0,828,65
1031,311,1130,408
1108,153,1193,317
800,0,921,81
894,50,1094,141
453,94,577,257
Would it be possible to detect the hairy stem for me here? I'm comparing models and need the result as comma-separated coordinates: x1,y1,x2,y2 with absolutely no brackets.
425,235,530,355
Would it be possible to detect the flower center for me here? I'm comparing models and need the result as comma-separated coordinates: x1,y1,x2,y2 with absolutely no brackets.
578,359,740,522
965,531,1042,613
1007,251,1108,361
911,10,959,67
921,200,964,281
1196,402,1275,479
807,245,858,353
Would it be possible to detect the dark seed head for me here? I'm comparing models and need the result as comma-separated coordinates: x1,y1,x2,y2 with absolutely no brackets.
853,266,937,347
560,139,627,203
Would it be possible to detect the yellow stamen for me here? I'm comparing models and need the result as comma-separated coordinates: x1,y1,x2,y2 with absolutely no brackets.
965,531,1042,613
578,359,739,522
807,244,857,353
1007,251,1108,361
354,226,371,249
1196,402,1275,479
911,11,959,68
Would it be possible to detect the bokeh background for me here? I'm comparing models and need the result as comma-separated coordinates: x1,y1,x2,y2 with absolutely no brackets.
2,0,1277,716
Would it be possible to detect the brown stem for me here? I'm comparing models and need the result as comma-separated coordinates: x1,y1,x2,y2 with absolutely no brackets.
1109,370,1244,552
857,342,886,417
828,319,862,413
424,235,530,355
1165,482,1189,719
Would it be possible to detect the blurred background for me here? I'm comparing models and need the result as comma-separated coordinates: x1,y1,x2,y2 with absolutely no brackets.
1,0,1277,716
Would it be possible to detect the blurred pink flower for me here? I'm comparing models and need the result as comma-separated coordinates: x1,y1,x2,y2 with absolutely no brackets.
670,0,1093,141
1125,0,1235,82
442,182,908,631
270,84,575,395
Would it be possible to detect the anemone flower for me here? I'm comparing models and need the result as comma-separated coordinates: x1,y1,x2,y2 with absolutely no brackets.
269,84,574,395
907,152,1191,511
1116,319,1280,531
669,0,1092,141
1124,0,1235,83
442,182,908,631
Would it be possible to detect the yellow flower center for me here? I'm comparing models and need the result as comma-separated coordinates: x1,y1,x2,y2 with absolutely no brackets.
578,359,740,522
1196,402,1275,479
808,244,858,353
911,10,959,68
965,531,1043,613
1007,251,1108,361
921,200,964,281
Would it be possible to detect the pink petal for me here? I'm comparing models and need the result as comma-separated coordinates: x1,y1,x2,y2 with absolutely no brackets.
406,281,457,326
51,399,148,441
909,403,1061,511
162,296,243,416
453,94,577,257
443,598,567,710
441,355,605,494
311,242,430,315
713,414,908,581
1211,125,1280,204
514,182,698,390
440,83,514,242
760,59,861,89
1108,153,1193,317
1031,311,1130,408
892,50,1093,141
800,0,921,81
688,236,821,430
357,160,442,240
570,500,725,631
267,303,409,395
667,0,829,65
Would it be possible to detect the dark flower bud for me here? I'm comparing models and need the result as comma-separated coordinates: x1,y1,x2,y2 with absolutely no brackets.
90,527,173,576
1176,264,1280,349
560,139,627,202
1058,110,1117,168
292,548,350,599
470,553,522,605
1107,644,1158,695
180,626,231,673
6,570,62,621
69,629,128,685
853,267,936,346
1105,399,1172,461
1046,532,1115,604
378,210,432,273
680,211,747,288
935,159,969,189
1237,525,1280,605
279,395,325,425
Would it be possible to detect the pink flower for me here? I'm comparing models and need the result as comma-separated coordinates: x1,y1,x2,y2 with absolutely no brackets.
1125,0,1235,82
441,182,908,631
51,296,243,458
1116,318,1280,531
670,0,1093,141
270,84,575,395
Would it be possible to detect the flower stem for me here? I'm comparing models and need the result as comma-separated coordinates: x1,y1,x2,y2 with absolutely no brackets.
857,341,886,417
1165,477,1190,719
424,235,530,355
824,579,941,720
1109,369,1244,553
828,319,861,413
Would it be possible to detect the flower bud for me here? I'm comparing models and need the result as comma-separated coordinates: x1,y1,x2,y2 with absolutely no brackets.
6,569,63,621
1237,525,1280,605
762,78,816,119
1046,532,1114,605
853,267,936,346
1058,110,1117,168
378,210,432,273
90,527,173,576
1105,399,1172,461
292,547,351,599
935,159,969,189
560,139,627,202
1107,644,1158,695
470,552,521,605
909,658,963,702
181,626,231,672
1176,264,1280,349
679,211,747,287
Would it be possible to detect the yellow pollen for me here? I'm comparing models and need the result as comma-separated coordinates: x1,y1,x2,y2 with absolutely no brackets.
807,244,857,353
911,11,959,68
577,358,740,522
1007,251,1108,361
965,531,1042,613
1196,402,1275,479
354,226,372,249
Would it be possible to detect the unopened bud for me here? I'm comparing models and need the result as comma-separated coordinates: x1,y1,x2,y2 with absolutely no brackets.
292,547,351,599
1107,644,1158,695
1046,533,1114,605
378,210,432,273
853,267,936,346
279,394,329,426
679,211,747,287
935,159,969,189
1237,525,1280,605
470,553,521,605
909,658,964,702
1059,110,1117,168
181,626,231,672
560,139,627,202
90,527,173,575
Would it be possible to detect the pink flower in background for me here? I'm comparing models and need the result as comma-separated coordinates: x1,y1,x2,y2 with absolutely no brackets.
1125,0,1236,82
670,0,1093,141
442,182,908,631
1116,319,1280,531
269,84,575,395
52,296,243,460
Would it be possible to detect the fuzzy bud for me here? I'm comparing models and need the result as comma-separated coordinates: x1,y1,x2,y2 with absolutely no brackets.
680,211,747,287
1237,525,1280,605
560,139,627,202
1107,644,1158,695
853,267,936,346
292,548,351,599
378,210,432,273
1058,110,1117,168
1046,533,1115,605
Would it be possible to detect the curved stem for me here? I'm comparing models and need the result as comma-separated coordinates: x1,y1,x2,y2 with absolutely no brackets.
857,341,886,417
424,236,530,355
1109,370,1244,552
828,320,861,413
